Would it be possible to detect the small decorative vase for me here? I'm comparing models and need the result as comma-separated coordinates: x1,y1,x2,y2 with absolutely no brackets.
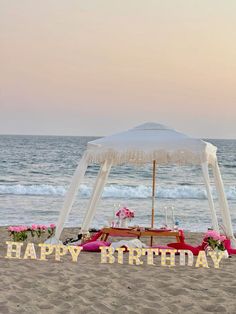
25,234,44,244
119,219,128,228
25,232,52,244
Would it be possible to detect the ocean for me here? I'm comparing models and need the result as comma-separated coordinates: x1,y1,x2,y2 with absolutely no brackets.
0,135,235,232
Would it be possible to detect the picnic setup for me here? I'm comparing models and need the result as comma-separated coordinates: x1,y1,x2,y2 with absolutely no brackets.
43,123,236,255
10,123,236,256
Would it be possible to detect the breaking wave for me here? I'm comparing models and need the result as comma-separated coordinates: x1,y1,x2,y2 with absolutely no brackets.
0,184,236,200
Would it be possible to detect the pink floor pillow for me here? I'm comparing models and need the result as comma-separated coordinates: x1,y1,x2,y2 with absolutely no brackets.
167,242,201,256
223,239,236,255
82,240,111,252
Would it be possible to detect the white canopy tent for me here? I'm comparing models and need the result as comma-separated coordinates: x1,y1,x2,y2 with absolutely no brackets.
49,123,235,246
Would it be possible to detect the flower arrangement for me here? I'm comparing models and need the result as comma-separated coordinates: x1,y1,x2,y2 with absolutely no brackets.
203,230,226,252
8,224,56,242
116,207,134,219
116,207,134,228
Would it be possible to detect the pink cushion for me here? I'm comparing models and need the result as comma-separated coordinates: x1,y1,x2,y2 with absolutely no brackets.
223,239,236,255
82,240,110,252
168,242,201,256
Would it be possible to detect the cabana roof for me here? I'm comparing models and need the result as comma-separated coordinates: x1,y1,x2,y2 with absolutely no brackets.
86,123,217,165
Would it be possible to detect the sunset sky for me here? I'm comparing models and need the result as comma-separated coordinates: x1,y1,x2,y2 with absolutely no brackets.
1,1,236,138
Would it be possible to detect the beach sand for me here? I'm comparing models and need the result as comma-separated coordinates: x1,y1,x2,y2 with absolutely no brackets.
0,227,235,313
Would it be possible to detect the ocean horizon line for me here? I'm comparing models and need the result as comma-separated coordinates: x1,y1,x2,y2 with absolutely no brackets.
0,133,235,141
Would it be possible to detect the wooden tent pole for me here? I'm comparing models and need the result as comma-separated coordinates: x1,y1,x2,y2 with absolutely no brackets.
150,160,156,246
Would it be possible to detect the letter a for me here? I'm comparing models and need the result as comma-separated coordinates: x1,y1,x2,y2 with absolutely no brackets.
23,243,37,260
195,251,209,268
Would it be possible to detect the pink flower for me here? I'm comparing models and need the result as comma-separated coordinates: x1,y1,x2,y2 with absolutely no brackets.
220,235,226,242
116,207,134,219
31,224,38,230
19,226,28,232
37,224,44,230
9,226,18,232
204,230,221,241
50,224,56,229
116,209,121,217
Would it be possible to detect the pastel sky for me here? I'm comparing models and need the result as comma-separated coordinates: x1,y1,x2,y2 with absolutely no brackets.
1,1,236,138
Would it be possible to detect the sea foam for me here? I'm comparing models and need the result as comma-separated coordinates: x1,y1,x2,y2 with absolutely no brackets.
0,184,236,200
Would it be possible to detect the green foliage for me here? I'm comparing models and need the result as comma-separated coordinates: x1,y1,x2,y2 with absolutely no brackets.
207,237,225,251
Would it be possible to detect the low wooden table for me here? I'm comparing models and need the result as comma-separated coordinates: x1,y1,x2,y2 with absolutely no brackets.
99,227,184,244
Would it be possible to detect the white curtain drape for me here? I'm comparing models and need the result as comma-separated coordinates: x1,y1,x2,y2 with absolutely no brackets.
46,149,235,247
212,159,236,246
201,162,219,232
81,160,112,233
51,153,88,242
